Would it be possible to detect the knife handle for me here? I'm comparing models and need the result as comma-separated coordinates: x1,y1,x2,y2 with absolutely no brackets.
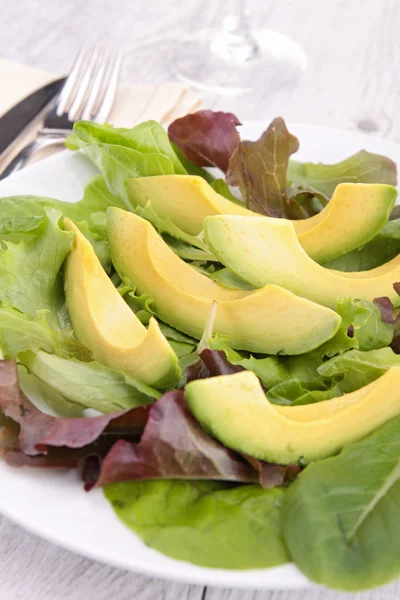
0,134,66,181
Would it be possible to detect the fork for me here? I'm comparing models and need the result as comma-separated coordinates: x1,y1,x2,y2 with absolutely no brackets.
0,44,123,180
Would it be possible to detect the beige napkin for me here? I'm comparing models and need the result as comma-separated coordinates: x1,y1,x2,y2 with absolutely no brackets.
0,58,202,167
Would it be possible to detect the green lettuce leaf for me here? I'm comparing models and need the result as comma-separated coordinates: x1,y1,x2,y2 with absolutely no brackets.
171,144,215,183
288,149,397,198
209,335,327,391
0,305,93,362
0,175,126,232
19,350,160,414
158,323,196,344
318,347,400,393
0,207,74,323
209,179,244,206
168,340,196,358
68,120,186,173
130,200,210,252
67,120,186,198
17,365,85,418
116,277,155,324
74,220,110,272
0,307,55,358
164,236,216,261
105,480,288,569
207,267,256,290
209,296,393,405
325,218,400,272
282,414,400,590
267,380,338,406
319,297,394,357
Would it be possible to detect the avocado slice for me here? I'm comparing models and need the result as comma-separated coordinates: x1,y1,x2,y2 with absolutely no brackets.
185,369,400,464
204,215,400,308
293,183,396,263
127,176,396,263
63,219,180,389
126,174,252,236
107,208,341,355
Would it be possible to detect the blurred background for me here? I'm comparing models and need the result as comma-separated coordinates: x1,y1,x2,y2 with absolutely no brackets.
1,0,399,136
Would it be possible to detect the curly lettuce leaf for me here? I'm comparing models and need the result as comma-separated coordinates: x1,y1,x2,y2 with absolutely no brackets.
319,297,394,358
0,207,74,322
282,414,400,590
227,117,300,218
168,110,241,172
67,120,186,198
130,200,210,253
105,479,288,570
68,120,186,173
0,176,125,232
318,347,400,393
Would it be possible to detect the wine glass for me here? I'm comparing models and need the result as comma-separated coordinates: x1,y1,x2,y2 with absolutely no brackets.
172,0,307,96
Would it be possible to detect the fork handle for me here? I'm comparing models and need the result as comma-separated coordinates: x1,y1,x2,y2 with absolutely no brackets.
0,134,67,181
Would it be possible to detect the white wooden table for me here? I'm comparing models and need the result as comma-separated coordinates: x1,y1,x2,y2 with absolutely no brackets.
1,0,400,597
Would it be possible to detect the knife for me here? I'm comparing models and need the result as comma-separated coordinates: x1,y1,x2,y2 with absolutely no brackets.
0,77,65,157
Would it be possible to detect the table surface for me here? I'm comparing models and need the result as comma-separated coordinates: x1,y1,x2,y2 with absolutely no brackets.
2,0,400,598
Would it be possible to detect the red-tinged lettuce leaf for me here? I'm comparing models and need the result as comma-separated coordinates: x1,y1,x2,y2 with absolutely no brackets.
93,385,298,491
373,297,398,325
0,360,149,456
186,348,245,382
227,117,300,218
244,454,301,488
374,283,400,353
4,447,90,469
168,110,241,173
94,390,260,488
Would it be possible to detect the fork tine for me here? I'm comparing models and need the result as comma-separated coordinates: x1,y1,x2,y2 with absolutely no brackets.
93,48,123,124
56,45,89,116
80,46,110,121
68,45,102,122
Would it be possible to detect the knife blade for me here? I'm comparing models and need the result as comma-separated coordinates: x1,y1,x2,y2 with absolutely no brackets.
0,77,65,156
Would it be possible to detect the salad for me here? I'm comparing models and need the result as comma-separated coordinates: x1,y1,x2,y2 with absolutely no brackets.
1,111,400,591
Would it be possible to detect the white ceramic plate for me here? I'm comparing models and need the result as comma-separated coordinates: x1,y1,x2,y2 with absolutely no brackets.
0,122,399,590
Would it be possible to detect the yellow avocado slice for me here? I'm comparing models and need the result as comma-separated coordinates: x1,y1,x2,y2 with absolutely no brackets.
63,219,181,389
292,183,396,263
126,174,252,236
107,208,341,355
185,369,400,464
127,176,396,263
204,215,400,309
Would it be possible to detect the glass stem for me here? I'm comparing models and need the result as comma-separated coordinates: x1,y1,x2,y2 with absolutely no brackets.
212,0,260,63
228,0,253,40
